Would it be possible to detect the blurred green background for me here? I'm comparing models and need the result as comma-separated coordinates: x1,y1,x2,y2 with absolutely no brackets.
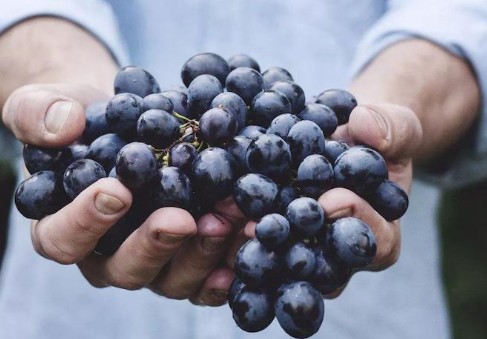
0,159,486,338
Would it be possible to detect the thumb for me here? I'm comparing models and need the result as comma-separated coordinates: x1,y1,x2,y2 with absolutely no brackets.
348,104,423,161
2,83,108,147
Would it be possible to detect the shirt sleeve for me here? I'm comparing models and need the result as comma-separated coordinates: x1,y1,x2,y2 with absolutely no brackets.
0,0,129,66
349,0,487,189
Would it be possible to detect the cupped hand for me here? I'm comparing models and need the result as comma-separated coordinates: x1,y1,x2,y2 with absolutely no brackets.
2,83,247,306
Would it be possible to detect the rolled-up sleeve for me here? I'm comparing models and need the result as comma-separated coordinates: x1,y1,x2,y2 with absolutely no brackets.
0,0,128,66
350,0,487,188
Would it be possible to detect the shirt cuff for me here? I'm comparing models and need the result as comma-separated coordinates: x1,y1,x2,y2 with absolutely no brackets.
0,0,129,66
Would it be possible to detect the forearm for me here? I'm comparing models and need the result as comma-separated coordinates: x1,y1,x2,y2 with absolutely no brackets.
349,39,481,162
0,16,118,108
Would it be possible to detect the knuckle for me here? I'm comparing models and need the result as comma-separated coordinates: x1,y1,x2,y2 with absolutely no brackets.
42,234,81,264
107,270,145,291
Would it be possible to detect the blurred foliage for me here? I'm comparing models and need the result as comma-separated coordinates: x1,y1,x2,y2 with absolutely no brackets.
438,182,487,339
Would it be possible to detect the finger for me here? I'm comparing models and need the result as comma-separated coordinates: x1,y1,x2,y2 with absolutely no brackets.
319,187,400,270
2,83,108,147
31,178,132,264
190,267,234,306
79,207,197,290
150,196,246,299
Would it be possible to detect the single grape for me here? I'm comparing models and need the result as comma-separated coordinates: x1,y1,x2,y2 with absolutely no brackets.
115,142,159,191
287,120,326,167
255,213,290,250
232,285,275,333
296,154,334,199
322,139,349,164
198,107,238,145
81,100,110,143
224,135,252,172
142,93,174,112
365,179,409,221
114,65,160,97
225,67,264,105
310,246,352,295
105,93,144,138
228,277,245,310
286,197,325,238
136,109,181,148
160,90,192,119
227,54,260,72
23,144,72,174
63,159,106,200
250,90,292,128
269,80,305,115
285,242,316,280
315,89,357,125
262,66,293,90
233,173,279,220
326,217,377,268
87,133,127,173
297,103,338,137
68,143,89,162
276,184,299,214
238,125,266,139
211,92,248,131
188,74,223,117
181,52,230,87
152,166,192,209
168,142,198,175
266,113,301,139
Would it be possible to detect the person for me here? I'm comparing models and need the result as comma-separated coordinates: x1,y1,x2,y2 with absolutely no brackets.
0,0,485,338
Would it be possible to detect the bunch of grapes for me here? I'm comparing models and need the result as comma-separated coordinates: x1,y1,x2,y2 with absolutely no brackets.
14,52,409,338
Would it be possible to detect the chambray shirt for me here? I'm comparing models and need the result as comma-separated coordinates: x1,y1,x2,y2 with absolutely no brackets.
0,1,486,338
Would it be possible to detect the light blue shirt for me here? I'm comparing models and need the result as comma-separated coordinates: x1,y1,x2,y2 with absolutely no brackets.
1,0,486,338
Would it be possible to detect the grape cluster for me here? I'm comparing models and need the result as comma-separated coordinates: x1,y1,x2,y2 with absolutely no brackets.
14,52,409,338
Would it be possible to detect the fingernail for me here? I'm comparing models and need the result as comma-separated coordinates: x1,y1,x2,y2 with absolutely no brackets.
202,236,226,251
367,108,389,139
158,233,187,245
327,207,352,220
45,101,73,133
94,193,125,215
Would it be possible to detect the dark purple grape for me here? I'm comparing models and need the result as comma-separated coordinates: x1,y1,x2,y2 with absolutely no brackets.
232,285,275,333
225,67,264,105
255,213,290,250
238,125,266,139
262,67,293,90
142,93,174,112
63,159,106,200
136,109,181,148
365,179,409,221
192,147,239,201
269,81,305,115
266,113,301,139
286,197,325,238
287,120,326,167
181,52,230,87
235,238,281,287
275,281,324,339
326,217,377,268
188,74,223,117
68,143,89,162
81,101,110,143
227,54,260,72
224,136,252,172
15,171,67,220
228,277,245,310
23,144,72,174
245,134,291,183
310,246,352,295
297,154,334,199
160,90,191,118
168,142,198,175
233,173,279,220
211,92,248,130
334,146,388,196
285,242,316,280
315,89,357,125
152,166,192,209
87,133,127,173
297,103,338,137
115,142,159,191
276,185,299,214
322,139,349,164
105,93,143,138
198,107,238,145
250,90,292,128
114,65,160,97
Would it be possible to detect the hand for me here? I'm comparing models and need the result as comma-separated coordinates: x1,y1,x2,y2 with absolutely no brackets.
2,83,246,306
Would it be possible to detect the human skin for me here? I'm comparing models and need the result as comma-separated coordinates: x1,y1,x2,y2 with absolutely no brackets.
0,18,481,304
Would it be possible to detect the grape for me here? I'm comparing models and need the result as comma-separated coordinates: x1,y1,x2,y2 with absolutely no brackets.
286,197,325,238
115,142,159,191
23,144,72,174
224,135,252,172
181,52,230,87
160,90,191,118
198,107,238,145
105,93,143,138
15,171,67,220
152,166,192,209
225,67,264,105
238,125,266,139
188,74,223,117
63,159,106,200
266,113,301,139
250,90,292,128
275,281,325,338
287,120,326,167
228,277,245,310
310,246,352,295
211,92,248,131
87,133,127,173
276,184,299,214
365,179,409,221
232,285,275,333
285,242,316,280
114,65,160,97
315,89,357,125
262,66,293,90
296,154,334,199
322,139,349,164
255,213,290,250
168,142,198,175
297,103,338,137
326,217,377,268
227,54,260,72
68,143,89,162
334,146,388,195
81,101,110,143
136,109,181,148
234,173,279,220
269,80,305,115
142,93,174,112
